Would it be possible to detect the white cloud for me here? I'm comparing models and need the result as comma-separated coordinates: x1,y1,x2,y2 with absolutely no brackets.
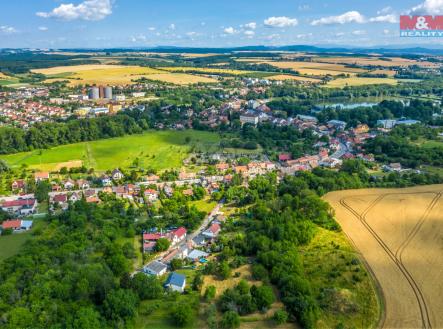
0,25,18,34
410,0,443,14
38,26,49,31
243,22,257,29
148,27,156,31
186,31,199,38
383,29,391,34
296,33,313,39
377,6,393,15
352,30,366,35
265,33,280,40
223,27,237,34
369,14,398,23
130,34,147,43
335,32,345,37
298,4,310,11
37,0,112,21
311,11,365,25
264,16,298,28
169,23,176,30
244,30,255,38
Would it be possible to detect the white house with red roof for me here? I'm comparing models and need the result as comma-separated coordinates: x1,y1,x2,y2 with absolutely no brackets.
202,223,221,238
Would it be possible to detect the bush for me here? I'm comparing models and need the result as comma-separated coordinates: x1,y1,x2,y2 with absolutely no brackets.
273,309,288,324
170,302,194,327
204,285,216,301
170,258,183,271
220,311,240,329
1,228,13,236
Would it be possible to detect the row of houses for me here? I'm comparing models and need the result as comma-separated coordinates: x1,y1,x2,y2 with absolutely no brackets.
1,219,33,232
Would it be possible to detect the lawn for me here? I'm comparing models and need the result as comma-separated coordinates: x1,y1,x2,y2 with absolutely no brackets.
0,130,221,172
299,228,380,329
189,199,217,213
0,220,45,262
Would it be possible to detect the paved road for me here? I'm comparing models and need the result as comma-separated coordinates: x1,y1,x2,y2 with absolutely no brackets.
135,198,224,274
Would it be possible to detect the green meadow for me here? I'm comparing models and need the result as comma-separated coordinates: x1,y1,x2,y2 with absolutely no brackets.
0,130,220,172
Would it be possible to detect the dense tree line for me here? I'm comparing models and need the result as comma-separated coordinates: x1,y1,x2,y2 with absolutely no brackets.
0,112,148,154
0,198,162,328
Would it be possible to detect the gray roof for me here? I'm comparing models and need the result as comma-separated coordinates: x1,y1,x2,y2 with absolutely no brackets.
144,260,167,274
188,249,209,260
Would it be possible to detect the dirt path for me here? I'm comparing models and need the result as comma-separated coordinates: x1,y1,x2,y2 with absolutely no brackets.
325,185,443,329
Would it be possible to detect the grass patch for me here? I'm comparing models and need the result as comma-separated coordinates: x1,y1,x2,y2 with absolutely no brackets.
299,228,380,329
0,130,221,172
189,199,217,213
0,220,45,262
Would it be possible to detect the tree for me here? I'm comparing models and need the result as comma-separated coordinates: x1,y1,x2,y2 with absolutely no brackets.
170,258,183,271
192,272,203,291
103,289,139,322
219,261,231,280
220,311,240,329
73,307,102,329
35,180,51,203
155,238,171,252
204,285,216,301
273,309,288,324
251,285,275,311
131,273,163,300
171,302,194,327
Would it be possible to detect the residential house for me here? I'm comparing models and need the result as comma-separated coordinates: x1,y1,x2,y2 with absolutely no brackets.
11,180,26,193
143,261,167,276
144,189,159,202
202,223,221,238
1,219,33,232
216,163,230,172
76,179,90,190
34,172,50,182
100,175,112,186
63,179,75,190
112,169,124,181
1,198,37,216
170,227,187,245
187,249,209,262
164,272,186,293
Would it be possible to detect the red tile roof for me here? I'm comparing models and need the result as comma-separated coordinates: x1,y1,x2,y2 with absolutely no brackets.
2,199,36,207
2,220,21,230
172,227,187,238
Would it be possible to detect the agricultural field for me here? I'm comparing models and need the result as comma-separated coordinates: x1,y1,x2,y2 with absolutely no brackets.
0,72,19,86
267,74,322,83
32,64,218,86
325,185,443,329
0,130,220,172
160,66,255,75
142,73,217,85
314,56,440,68
261,61,367,76
326,77,398,88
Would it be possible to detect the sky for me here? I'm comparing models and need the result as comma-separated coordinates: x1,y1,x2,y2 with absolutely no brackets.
2,0,443,49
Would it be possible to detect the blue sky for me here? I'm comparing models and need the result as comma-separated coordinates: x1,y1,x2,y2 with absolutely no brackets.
1,0,443,48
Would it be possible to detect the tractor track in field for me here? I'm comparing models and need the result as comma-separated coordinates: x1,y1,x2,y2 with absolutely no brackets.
339,190,441,329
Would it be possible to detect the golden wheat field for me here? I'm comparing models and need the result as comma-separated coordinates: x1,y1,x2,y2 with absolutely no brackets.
325,185,443,329
32,64,217,85
263,61,367,75
160,66,254,75
142,73,218,84
326,77,398,88
315,56,440,68
267,74,322,83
